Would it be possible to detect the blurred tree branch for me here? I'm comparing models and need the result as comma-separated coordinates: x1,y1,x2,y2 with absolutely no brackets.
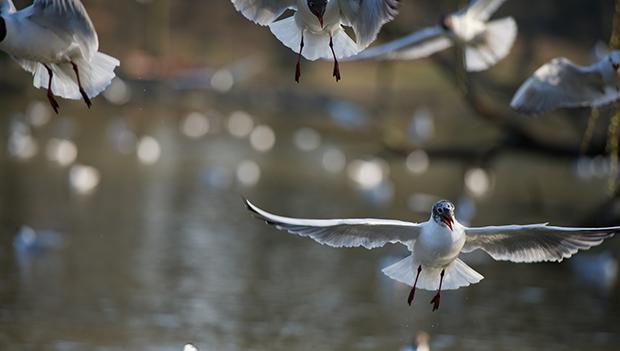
382,52,608,162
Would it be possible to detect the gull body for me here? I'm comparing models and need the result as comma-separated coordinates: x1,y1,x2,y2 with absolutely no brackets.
0,0,120,113
351,0,517,72
415,217,465,269
245,199,617,311
511,51,620,115
230,0,399,81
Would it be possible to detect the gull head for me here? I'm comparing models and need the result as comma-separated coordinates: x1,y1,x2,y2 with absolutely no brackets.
432,200,455,230
439,14,453,31
609,51,620,71
307,0,327,27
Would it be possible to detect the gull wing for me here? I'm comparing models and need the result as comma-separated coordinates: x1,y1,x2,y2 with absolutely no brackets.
246,199,422,249
510,58,613,115
464,0,508,20
230,0,296,26
349,26,452,61
463,223,617,263
338,0,399,49
27,0,98,59
0,0,16,14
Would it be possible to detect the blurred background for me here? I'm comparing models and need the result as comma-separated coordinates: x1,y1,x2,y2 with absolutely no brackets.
0,0,619,350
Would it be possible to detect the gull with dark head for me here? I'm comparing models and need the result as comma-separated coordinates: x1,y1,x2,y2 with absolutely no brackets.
350,0,517,72
230,0,399,82
245,198,617,311
0,0,120,114
511,51,620,115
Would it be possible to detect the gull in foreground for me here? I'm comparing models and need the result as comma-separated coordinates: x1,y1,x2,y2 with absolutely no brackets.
0,0,120,113
230,0,399,82
245,199,617,311
350,0,516,72
511,51,620,115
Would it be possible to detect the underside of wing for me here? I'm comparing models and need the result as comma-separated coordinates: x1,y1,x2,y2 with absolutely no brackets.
245,199,421,249
463,223,617,263
349,26,451,61
30,0,98,59
339,0,399,49
510,58,607,115
464,0,507,20
230,0,296,26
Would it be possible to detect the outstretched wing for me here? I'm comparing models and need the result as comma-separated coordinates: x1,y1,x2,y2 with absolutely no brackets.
230,0,296,26
510,57,613,115
28,0,98,59
463,223,617,263
464,0,508,20
349,26,452,61
338,0,399,49
246,199,422,249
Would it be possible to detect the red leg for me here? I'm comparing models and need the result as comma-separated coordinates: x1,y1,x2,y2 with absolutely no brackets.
430,269,445,312
295,33,304,83
329,35,341,82
71,61,92,109
407,265,422,306
43,64,60,114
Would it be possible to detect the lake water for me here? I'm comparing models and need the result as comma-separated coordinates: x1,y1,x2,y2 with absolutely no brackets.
0,1,619,350
0,83,618,351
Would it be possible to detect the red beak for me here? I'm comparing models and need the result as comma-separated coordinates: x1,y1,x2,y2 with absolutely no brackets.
441,215,454,231
318,15,324,27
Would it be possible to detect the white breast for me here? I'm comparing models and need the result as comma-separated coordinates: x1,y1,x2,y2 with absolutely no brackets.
415,221,465,267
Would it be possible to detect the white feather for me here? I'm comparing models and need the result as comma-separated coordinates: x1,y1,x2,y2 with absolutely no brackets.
349,26,452,61
29,52,119,100
464,16,517,71
465,0,508,21
246,199,421,249
382,254,483,290
510,55,619,115
0,0,16,14
338,0,399,49
230,0,296,26
269,16,359,60
464,223,617,262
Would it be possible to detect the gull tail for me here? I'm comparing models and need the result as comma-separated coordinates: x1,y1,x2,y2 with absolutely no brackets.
30,52,120,100
269,16,359,61
382,254,483,291
464,16,517,72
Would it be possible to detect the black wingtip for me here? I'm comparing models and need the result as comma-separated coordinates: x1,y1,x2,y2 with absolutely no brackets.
242,196,255,213
243,198,272,224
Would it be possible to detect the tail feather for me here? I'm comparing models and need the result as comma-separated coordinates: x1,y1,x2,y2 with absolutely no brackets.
465,16,517,72
32,52,120,100
382,254,483,291
269,16,360,61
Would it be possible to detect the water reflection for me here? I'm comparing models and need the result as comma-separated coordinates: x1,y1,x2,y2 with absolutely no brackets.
0,3,619,350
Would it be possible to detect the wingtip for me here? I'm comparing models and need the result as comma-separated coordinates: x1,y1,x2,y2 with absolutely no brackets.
242,197,256,213
243,198,276,225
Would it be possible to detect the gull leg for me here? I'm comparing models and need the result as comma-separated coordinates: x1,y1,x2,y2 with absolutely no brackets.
71,61,92,109
43,64,60,114
430,269,445,312
329,34,341,82
407,265,422,306
295,33,304,83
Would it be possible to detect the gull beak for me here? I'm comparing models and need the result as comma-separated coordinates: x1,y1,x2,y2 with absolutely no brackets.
441,215,454,231
318,15,324,28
